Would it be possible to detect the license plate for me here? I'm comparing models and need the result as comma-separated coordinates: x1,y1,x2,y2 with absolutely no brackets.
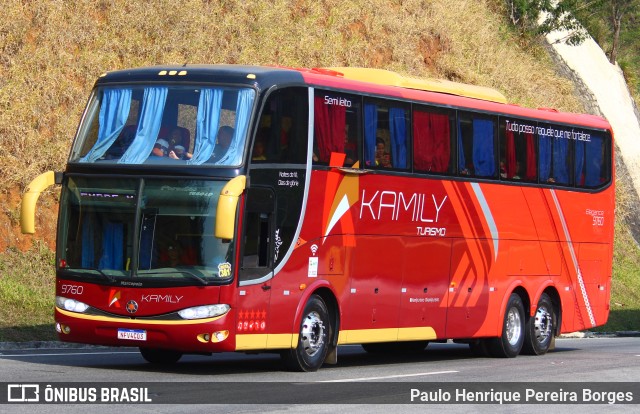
117,329,147,341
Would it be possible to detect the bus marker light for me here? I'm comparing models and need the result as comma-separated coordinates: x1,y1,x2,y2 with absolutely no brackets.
299,284,306,291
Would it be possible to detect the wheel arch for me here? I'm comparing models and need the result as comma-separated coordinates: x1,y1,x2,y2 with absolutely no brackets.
540,285,562,336
291,281,340,348
496,284,530,335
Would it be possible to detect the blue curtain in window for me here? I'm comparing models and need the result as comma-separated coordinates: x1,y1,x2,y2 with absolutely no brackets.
472,119,495,177
389,108,407,168
364,104,377,167
575,139,586,185
189,88,223,165
98,221,124,270
216,89,254,165
118,87,168,164
585,135,604,187
553,138,569,184
80,88,132,163
539,135,552,181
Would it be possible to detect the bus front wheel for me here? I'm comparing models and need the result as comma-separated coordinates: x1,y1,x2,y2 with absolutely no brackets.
522,293,555,355
282,294,332,372
139,347,183,364
488,293,525,358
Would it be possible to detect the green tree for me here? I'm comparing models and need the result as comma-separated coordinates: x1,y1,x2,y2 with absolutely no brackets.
504,0,589,44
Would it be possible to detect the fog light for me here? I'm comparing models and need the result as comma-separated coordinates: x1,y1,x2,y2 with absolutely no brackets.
212,330,229,343
56,323,71,334
55,323,62,333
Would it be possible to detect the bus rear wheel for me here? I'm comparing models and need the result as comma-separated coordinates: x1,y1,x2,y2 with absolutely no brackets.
488,293,525,358
522,293,555,355
282,295,332,372
139,347,183,364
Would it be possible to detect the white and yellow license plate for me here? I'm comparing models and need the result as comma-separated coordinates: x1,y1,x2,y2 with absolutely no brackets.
117,329,147,341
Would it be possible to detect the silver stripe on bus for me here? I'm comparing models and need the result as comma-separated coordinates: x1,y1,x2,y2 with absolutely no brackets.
549,189,596,327
470,182,499,261
238,87,315,286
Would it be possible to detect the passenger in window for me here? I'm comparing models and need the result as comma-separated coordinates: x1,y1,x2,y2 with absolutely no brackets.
500,158,507,179
344,125,357,166
166,128,192,160
169,145,191,160
152,138,170,157
375,138,392,168
210,126,235,162
160,242,182,267
252,139,267,161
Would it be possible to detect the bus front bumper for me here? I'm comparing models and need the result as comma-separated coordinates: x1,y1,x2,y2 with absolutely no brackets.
54,306,236,353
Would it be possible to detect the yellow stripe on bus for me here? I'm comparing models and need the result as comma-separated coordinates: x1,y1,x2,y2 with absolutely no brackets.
235,334,298,350
235,327,437,350
338,327,437,344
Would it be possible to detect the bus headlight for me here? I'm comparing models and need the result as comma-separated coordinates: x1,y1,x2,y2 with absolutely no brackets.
56,296,90,313
178,304,230,320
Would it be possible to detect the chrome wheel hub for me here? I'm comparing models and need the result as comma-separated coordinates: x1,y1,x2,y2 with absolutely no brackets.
301,311,325,357
506,308,522,346
534,306,552,342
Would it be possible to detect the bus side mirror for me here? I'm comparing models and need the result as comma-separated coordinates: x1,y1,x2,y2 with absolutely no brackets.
20,171,60,234
215,175,247,240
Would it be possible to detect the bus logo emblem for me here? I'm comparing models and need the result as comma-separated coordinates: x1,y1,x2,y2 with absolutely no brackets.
126,300,138,314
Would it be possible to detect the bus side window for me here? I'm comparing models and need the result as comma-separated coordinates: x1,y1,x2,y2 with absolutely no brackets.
240,187,275,281
254,87,308,164
499,118,537,182
413,107,454,174
313,91,361,167
575,133,609,188
364,100,409,170
458,112,498,178
538,123,572,185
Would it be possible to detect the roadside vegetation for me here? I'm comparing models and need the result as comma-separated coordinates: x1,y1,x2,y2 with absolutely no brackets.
0,0,638,341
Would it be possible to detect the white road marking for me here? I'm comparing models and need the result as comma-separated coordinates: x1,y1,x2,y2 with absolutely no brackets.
0,351,139,357
319,370,458,382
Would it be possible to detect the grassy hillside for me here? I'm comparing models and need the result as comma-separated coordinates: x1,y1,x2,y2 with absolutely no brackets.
0,0,637,341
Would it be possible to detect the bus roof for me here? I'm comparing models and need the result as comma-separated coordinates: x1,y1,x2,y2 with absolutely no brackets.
323,67,509,104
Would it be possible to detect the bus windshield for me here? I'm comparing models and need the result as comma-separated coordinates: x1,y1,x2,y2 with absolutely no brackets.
57,176,234,285
69,85,255,166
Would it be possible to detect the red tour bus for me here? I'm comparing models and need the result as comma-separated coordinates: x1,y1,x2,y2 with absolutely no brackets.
21,65,614,371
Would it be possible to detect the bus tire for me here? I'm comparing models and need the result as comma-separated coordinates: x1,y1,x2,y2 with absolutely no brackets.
488,293,525,358
139,347,182,364
282,294,332,372
522,293,555,355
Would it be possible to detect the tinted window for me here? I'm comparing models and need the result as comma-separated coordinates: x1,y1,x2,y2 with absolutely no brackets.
413,106,455,174
313,91,361,167
458,112,498,178
252,87,309,164
500,118,537,182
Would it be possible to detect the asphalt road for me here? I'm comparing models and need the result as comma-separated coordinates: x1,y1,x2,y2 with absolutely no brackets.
0,337,638,413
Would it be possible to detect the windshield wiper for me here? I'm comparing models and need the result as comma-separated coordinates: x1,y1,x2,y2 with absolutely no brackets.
140,269,209,285
173,269,208,285
61,268,118,283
